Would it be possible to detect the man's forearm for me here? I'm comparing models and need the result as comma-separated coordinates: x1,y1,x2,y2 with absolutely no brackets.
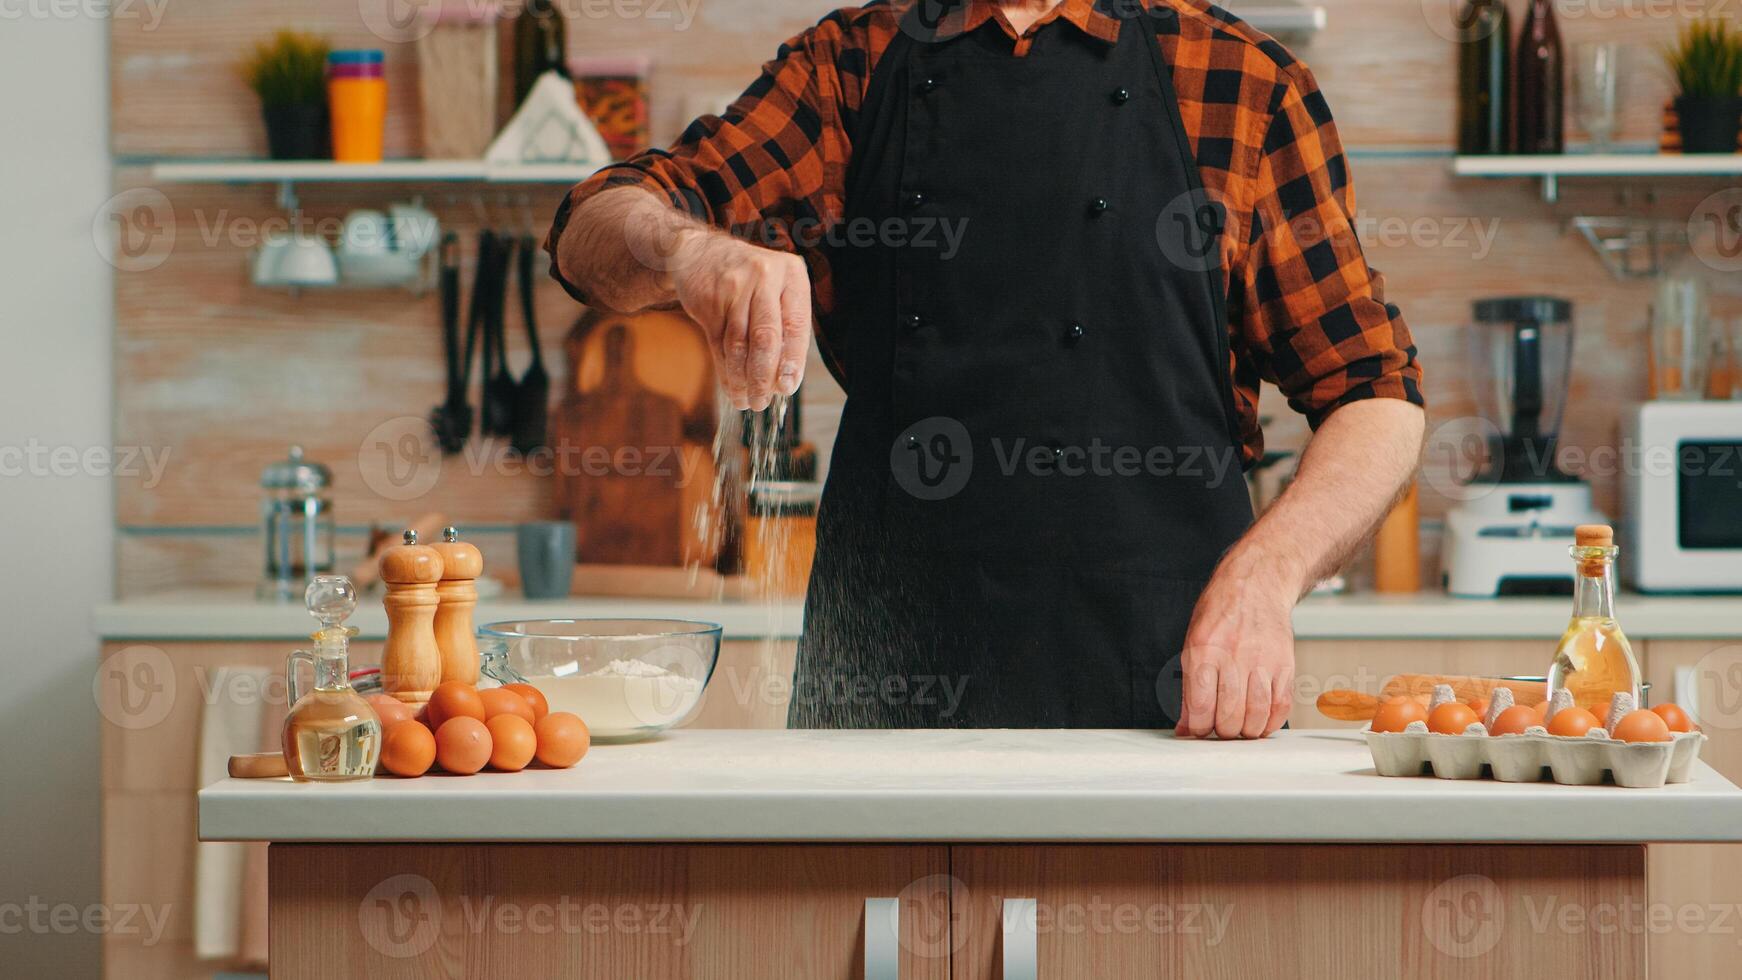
1217,398,1425,597
555,186,704,313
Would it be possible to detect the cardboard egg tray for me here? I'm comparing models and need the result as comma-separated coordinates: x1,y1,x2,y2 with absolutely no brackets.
1365,726,1708,788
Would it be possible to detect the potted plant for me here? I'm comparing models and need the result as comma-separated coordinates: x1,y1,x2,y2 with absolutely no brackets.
242,30,331,160
1665,19,1742,153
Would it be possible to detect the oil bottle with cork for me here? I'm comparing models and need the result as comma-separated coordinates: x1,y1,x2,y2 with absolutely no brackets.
281,575,381,781
1547,524,1642,714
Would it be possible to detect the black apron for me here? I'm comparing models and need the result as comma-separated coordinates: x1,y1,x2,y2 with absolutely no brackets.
789,7,1254,729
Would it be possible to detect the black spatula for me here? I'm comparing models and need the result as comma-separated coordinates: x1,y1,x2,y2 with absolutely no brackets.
480,230,519,439
428,233,472,455
511,235,550,456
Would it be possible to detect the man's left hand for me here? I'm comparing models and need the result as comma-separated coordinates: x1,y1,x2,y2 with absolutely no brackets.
1175,555,1297,739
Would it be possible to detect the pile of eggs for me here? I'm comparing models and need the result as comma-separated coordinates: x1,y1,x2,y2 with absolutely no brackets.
366,681,590,778
1370,687,1694,743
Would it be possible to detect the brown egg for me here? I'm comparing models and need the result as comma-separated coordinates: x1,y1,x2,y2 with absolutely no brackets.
378,719,436,777
486,715,538,772
435,716,493,775
1651,703,1694,733
1613,709,1672,743
1488,705,1540,736
1528,700,1551,724
1427,702,1481,735
365,694,416,729
479,687,537,726
1547,706,1601,738
504,683,550,722
1370,697,1428,733
1467,698,1490,722
427,681,485,731
534,711,591,768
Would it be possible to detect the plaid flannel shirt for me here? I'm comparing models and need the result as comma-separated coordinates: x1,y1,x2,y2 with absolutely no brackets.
546,0,1424,465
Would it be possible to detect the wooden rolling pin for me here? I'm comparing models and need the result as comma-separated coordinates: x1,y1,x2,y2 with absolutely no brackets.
228,752,289,779
1316,674,1548,722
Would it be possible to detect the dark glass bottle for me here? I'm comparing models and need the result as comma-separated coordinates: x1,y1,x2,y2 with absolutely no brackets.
1456,0,1510,155
512,0,569,108
1513,0,1564,154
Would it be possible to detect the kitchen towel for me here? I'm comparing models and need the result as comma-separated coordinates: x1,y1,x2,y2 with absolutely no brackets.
192,667,271,962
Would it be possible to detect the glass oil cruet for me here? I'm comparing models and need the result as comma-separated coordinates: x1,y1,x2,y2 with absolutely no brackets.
1547,524,1642,714
282,574,381,781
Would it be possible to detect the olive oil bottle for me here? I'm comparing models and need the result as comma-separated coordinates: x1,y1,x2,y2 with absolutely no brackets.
1547,525,1641,715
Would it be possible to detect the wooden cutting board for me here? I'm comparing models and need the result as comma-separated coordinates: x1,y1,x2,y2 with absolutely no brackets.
553,310,717,567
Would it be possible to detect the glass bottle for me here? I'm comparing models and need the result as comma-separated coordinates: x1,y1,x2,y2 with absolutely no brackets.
512,0,568,108
1513,0,1564,154
282,575,381,781
1456,0,1511,155
1547,526,1641,715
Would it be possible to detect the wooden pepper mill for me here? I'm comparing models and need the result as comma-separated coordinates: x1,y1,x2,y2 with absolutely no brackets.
429,526,482,686
379,529,444,704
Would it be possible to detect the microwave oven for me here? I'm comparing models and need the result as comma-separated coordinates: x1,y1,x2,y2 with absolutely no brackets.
1621,401,1742,593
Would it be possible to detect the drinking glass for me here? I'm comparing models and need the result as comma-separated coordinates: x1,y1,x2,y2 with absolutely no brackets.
1573,42,1622,152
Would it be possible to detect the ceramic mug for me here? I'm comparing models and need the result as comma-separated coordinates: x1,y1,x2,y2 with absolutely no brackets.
517,521,576,599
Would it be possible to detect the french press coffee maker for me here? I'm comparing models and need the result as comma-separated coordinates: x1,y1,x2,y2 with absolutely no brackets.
258,446,336,601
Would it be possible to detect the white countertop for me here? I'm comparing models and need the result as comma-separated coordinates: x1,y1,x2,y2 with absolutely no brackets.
98,589,1742,641
199,729,1742,845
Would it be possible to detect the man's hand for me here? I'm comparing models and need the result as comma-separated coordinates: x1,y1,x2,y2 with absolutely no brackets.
1174,398,1425,739
668,232,811,412
555,186,810,413
1176,549,1299,739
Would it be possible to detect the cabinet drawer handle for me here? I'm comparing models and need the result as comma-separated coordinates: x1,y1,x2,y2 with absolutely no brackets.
1001,897,1038,980
865,897,900,980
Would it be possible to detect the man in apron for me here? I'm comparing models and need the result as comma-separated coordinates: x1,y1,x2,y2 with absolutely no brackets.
547,0,1425,737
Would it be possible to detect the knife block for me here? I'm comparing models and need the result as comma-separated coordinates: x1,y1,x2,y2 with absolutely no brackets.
379,530,445,703
429,526,483,686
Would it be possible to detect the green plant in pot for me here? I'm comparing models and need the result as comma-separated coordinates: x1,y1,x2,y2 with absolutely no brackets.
243,30,331,160
1665,19,1742,153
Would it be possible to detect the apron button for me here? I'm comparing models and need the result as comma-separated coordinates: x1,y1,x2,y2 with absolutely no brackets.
1089,197,1109,215
905,313,924,331
1065,322,1085,344
904,191,927,209
1111,87,1131,105
919,77,938,93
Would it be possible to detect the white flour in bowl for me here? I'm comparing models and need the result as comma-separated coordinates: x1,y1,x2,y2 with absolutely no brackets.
539,658,705,735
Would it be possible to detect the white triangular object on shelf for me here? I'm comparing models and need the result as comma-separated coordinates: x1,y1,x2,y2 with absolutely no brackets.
486,70,611,168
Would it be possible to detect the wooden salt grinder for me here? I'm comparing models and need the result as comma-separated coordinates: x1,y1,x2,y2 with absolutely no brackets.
379,529,444,703
429,526,483,685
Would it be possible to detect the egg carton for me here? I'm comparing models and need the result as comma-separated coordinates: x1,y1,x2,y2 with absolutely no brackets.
1365,727,1707,788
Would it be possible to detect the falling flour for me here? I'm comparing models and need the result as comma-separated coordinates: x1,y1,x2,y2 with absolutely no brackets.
540,659,705,736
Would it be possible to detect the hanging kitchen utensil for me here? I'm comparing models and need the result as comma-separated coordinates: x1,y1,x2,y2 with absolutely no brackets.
511,234,550,456
481,229,519,438
428,233,472,455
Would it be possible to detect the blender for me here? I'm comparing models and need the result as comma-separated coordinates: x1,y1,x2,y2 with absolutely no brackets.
1441,297,1608,596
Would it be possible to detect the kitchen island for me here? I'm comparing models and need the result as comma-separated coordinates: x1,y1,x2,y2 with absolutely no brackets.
201,729,1742,978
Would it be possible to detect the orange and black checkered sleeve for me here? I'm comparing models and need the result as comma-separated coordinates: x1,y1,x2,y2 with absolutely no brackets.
1232,63,1423,427
545,10,868,306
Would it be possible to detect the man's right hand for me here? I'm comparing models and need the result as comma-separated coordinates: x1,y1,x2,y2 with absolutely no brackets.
668,231,812,412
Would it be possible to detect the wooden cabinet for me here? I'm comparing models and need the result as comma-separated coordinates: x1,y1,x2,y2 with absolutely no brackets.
1644,639,1742,980
270,844,950,980
949,844,1642,979
268,842,1642,978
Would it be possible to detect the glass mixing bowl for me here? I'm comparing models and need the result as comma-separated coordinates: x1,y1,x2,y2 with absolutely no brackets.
478,619,721,742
